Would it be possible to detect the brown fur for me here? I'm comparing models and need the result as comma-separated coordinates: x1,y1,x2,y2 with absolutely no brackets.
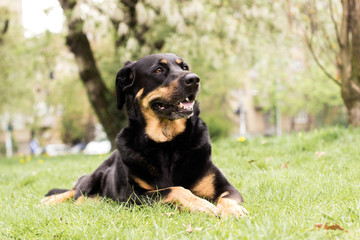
216,191,248,217
39,190,75,205
136,88,144,98
133,177,155,191
190,173,216,199
74,196,100,205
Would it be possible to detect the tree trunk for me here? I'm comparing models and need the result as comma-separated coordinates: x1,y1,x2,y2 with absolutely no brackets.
59,0,127,146
338,0,360,127
347,101,360,126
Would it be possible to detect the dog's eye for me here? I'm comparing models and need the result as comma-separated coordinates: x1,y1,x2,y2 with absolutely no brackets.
155,67,164,73
182,65,189,71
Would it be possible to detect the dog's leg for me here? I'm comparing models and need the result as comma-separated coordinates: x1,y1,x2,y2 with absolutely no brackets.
146,187,219,216
216,191,248,217
190,170,248,217
74,195,100,205
39,190,76,205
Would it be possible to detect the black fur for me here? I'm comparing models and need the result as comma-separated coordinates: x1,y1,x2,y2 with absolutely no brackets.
45,188,69,197
45,53,243,208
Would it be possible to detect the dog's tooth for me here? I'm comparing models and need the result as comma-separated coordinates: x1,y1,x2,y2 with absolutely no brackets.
185,97,190,102
179,102,183,109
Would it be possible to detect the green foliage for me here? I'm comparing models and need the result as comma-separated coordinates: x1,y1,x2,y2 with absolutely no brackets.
204,115,232,140
0,8,63,116
60,112,87,144
1,127,360,239
0,9,34,113
47,75,94,144
1,0,350,139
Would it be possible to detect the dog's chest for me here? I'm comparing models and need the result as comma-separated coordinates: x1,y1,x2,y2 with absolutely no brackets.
144,147,192,188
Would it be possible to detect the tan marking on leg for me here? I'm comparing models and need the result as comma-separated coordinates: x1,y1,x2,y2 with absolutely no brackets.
217,192,248,217
218,191,230,199
75,196,100,205
160,59,168,64
75,196,85,205
190,173,215,199
39,190,76,205
176,59,183,65
161,187,219,216
133,177,155,191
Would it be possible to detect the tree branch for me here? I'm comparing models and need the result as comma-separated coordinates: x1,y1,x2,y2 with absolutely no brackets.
328,0,342,48
317,37,337,64
2,19,9,34
304,31,341,86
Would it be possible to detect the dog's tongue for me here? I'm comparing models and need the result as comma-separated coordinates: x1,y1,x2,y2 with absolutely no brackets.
183,102,194,108
179,101,194,110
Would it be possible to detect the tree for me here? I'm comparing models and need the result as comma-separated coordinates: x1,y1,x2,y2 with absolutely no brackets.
225,1,343,130
58,0,126,145
57,0,247,141
57,0,349,141
303,0,360,126
337,0,360,126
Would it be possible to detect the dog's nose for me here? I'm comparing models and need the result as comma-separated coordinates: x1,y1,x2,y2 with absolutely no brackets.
183,73,200,87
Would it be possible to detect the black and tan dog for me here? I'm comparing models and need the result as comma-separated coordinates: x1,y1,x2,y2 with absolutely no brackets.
40,53,248,217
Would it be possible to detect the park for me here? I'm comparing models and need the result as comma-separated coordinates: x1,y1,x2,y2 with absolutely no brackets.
1,0,360,239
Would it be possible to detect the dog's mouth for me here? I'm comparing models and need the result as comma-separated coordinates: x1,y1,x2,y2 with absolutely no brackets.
150,94,196,120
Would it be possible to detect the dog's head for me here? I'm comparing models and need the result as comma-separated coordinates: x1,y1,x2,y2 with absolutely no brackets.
116,53,200,121
116,53,201,142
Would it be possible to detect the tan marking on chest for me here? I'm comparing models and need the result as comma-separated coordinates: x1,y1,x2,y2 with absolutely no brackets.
190,173,216,199
145,117,186,142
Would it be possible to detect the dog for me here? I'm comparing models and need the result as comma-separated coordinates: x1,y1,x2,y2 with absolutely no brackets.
40,53,248,217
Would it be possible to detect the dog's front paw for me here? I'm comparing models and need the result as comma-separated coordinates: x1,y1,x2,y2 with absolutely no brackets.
217,203,248,217
217,196,248,217
187,197,220,216
165,187,220,216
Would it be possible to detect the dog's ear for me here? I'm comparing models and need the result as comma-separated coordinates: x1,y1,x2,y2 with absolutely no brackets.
116,61,136,110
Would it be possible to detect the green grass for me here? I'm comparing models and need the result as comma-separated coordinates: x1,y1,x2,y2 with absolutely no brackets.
1,126,360,239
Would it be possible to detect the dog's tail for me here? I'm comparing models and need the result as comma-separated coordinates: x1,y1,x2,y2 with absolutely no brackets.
40,175,87,205
44,188,70,197
40,188,76,205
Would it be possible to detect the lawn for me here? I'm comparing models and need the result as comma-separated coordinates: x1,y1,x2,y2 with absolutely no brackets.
1,127,359,239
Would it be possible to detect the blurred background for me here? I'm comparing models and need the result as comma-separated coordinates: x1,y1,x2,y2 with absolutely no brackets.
1,0,359,157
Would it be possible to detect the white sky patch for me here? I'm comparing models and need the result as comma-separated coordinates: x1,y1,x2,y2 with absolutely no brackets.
22,0,64,38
